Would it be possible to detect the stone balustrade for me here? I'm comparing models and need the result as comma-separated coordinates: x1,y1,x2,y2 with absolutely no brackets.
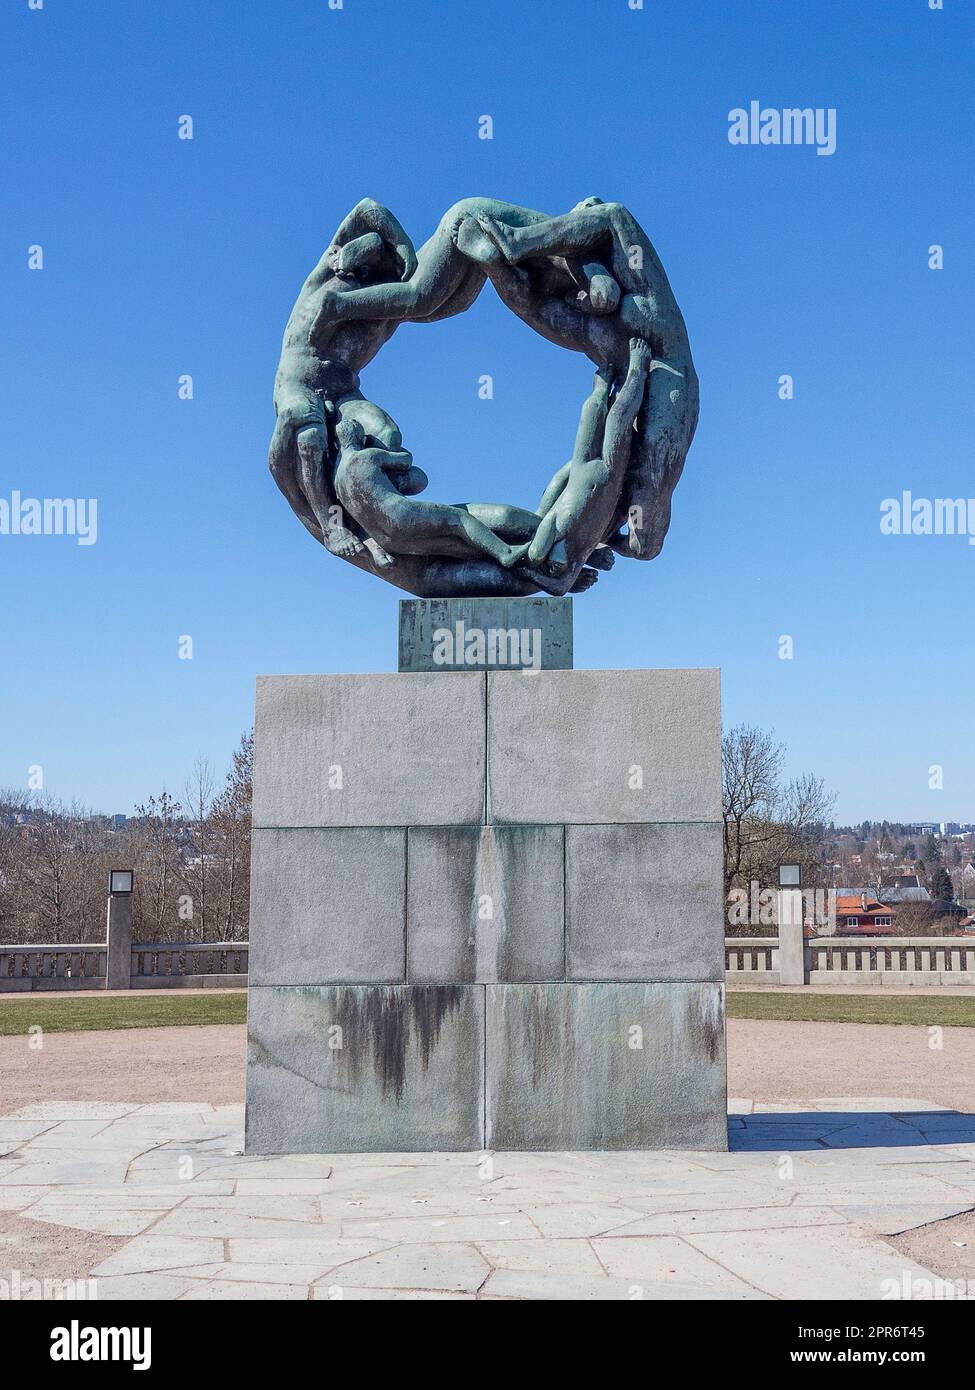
7,931,972,994
0,941,247,992
0,945,108,991
130,942,249,988
726,934,975,986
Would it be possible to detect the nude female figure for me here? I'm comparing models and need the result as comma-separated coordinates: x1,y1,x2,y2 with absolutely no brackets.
470,236,698,566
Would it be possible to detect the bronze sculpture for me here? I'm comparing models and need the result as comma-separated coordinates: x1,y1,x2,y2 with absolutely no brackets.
270,197,698,597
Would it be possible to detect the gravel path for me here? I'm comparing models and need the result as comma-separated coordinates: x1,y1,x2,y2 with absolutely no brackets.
729,1018,975,1114
2,1017,974,1116
0,1025,246,1115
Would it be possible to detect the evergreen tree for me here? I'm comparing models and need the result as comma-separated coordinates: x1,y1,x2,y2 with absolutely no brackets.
929,866,954,902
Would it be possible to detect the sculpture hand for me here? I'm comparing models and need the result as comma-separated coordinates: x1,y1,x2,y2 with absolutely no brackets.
308,288,349,345
396,242,418,281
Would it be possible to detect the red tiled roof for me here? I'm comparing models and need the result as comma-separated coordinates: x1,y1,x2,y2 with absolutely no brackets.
835,895,893,918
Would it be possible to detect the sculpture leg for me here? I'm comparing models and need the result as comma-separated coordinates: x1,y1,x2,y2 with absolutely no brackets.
479,202,649,295
267,416,324,544
456,503,541,542
570,369,613,463
295,424,363,559
442,509,529,569
526,509,562,566
601,340,652,473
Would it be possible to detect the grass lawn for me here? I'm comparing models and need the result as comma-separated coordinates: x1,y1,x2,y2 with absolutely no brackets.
0,991,247,1035
728,992,975,1027
2,989,973,1035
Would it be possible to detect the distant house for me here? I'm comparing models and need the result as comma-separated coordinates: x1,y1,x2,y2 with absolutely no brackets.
879,874,931,904
834,893,895,936
961,861,975,899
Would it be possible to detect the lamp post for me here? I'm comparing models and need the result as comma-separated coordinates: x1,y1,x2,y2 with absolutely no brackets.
106,868,134,991
776,863,807,986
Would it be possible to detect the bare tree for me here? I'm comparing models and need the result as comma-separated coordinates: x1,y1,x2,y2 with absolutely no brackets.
209,731,253,941
131,791,183,943
183,760,215,941
722,724,834,899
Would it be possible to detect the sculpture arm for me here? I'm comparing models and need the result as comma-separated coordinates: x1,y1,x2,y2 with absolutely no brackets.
526,506,561,565
332,198,418,281
305,200,419,290
602,340,652,479
536,462,570,515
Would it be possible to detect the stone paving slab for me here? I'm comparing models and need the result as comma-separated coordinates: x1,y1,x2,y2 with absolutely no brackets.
2,1099,974,1299
683,1225,949,1301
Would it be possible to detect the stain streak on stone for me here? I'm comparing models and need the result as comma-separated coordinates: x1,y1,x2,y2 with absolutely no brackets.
521,986,573,1092
329,986,464,1102
689,981,724,1064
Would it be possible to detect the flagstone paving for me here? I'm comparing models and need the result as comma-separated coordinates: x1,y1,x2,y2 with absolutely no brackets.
1,1098,973,1300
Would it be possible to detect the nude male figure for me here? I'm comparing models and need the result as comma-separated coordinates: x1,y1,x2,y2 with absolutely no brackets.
306,197,617,346
470,213,699,565
332,420,533,570
269,198,417,555
530,340,652,573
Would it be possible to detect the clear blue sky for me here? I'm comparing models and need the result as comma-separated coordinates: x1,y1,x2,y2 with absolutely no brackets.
2,0,972,824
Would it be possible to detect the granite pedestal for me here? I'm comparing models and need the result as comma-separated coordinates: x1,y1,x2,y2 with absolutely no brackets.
245,596,727,1152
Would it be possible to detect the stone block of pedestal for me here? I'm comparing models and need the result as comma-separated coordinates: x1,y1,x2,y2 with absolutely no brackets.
484,982,727,1151
252,672,486,828
398,596,573,672
485,668,722,825
249,828,407,986
406,824,564,983
245,611,727,1154
564,823,724,982
245,984,484,1153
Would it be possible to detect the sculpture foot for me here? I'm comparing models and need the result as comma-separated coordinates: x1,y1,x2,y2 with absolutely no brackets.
569,566,599,593
474,214,519,264
364,538,397,568
324,526,364,559
587,545,615,571
454,216,505,266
